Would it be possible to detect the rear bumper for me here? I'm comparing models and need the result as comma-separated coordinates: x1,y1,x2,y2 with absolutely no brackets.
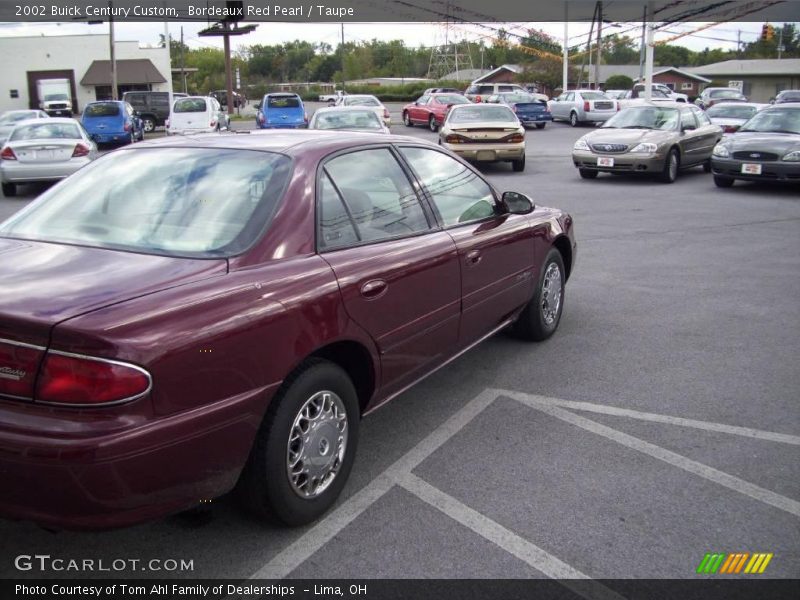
519,114,553,126
0,384,276,530
711,158,800,182
257,123,307,129
0,159,90,184
581,110,617,122
89,131,130,144
443,142,526,162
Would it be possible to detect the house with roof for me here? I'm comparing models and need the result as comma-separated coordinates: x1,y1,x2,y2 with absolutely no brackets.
687,59,800,103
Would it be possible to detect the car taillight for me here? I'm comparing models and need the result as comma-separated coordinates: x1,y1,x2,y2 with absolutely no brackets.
1,146,16,160
0,340,44,399
512,104,519,112
36,352,151,406
445,134,466,144
503,133,525,143
383,108,390,118
304,112,309,123
723,125,739,133
72,143,90,157
124,122,131,132
210,120,217,128
257,113,265,124
584,101,590,111
475,95,482,103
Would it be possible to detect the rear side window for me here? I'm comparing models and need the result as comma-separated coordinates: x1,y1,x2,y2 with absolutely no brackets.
268,96,301,108
318,148,430,249
85,103,121,117
174,98,208,113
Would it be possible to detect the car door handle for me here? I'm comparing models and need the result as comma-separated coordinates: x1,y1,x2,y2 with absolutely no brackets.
466,250,482,266
360,279,388,299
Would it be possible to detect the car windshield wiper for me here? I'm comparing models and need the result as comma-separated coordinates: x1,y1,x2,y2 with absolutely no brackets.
620,125,653,129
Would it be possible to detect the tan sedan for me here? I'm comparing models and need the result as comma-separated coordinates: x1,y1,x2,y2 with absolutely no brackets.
439,104,526,171
571,102,722,183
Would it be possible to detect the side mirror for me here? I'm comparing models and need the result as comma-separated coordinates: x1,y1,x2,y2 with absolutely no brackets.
414,101,419,105
501,191,534,215
769,98,776,104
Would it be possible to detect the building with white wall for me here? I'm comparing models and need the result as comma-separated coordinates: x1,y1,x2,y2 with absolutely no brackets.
0,34,172,114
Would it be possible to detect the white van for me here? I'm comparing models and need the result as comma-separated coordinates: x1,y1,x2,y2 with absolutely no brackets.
166,96,229,135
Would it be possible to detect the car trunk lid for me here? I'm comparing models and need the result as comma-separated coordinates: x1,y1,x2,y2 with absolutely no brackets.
9,141,80,163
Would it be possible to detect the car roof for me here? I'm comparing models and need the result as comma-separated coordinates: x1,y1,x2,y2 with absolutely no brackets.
127,129,435,156
315,106,381,114
86,100,124,105
264,92,301,98
763,102,800,108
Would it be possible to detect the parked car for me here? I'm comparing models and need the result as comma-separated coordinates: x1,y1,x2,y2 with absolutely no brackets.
319,90,346,105
336,95,391,127
549,90,619,127
572,102,722,183
256,93,308,129
710,102,800,187
0,118,97,196
486,91,553,129
423,87,463,95
439,103,526,171
0,130,575,530
308,107,389,133
122,91,173,133
773,90,800,104
632,83,689,103
464,82,527,103
81,101,144,145
604,90,629,100
616,88,675,109
695,87,747,110
209,89,244,108
0,110,49,145
167,96,229,135
402,92,471,131
705,102,768,134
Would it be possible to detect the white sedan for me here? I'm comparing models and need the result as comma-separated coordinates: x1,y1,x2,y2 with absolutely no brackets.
336,94,391,127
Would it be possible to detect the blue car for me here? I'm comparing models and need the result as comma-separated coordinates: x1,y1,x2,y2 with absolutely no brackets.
81,101,144,145
488,92,554,129
256,93,308,129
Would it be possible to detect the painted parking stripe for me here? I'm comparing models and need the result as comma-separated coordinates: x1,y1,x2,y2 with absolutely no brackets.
506,391,800,518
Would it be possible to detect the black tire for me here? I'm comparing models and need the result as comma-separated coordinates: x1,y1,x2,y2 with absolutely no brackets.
142,117,156,133
238,359,359,526
702,159,712,173
514,248,566,341
2,182,16,197
512,155,526,172
403,112,413,127
659,148,679,183
714,175,735,188
327,100,335,107
428,115,438,132
569,112,579,127
578,168,598,179
535,123,546,129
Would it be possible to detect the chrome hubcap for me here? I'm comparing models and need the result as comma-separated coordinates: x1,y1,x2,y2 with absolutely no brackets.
287,391,348,499
541,263,562,326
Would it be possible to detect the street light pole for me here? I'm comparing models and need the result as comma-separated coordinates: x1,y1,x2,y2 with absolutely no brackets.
109,1,117,100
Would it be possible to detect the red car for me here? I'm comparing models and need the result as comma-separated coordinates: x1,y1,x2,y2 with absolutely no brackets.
402,92,472,132
0,131,576,530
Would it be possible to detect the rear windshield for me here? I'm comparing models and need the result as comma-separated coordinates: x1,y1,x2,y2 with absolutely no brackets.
0,148,292,258
313,110,382,130
174,98,208,113
10,122,82,141
0,111,39,124
710,89,743,98
706,105,758,119
85,103,121,117
433,94,470,105
581,92,609,100
267,96,301,109
449,106,516,123
344,97,381,107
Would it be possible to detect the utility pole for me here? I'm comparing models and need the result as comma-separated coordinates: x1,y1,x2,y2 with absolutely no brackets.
562,2,569,92
777,26,784,59
644,0,655,102
736,29,741,59
108,1,117,100
638,4,647,82
341,23,345,92
180,26,186,93
595,1,602,90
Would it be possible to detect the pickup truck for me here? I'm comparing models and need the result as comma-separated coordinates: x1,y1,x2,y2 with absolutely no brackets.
318,90,346,105
632,83,688,103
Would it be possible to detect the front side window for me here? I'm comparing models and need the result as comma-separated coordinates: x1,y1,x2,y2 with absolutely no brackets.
320,148,430,247
0,148,292,257
400,147,496,227
680,110,698,130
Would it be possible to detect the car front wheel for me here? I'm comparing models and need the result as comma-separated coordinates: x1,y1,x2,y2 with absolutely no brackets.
659,148,679,183
238,359,359,526
514,248,566,341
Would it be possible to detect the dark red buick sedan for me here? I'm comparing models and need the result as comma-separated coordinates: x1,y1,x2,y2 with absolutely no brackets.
0,131,576,530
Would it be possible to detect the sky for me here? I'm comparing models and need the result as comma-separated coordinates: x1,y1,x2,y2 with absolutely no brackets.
0,20,782,60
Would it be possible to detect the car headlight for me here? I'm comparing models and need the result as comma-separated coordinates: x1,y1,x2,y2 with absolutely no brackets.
712,144,730,158
573,139,589,151
782,150,800,162
629,143,658,153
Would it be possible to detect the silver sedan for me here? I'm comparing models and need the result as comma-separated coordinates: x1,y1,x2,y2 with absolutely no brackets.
0,110,49,146
1,118,97,197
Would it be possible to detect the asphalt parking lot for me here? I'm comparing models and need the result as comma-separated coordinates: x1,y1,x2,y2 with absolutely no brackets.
0,104,798,582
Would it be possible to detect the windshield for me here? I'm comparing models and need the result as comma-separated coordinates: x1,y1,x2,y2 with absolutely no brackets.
706,105,758,119
603,106,680,130
9,122,82,141
434,94,470,105
738,107,800,134
174,98,208,113
449,106,516,123
777,91,800,103
0,112,38,124
44,94,69,102
710,89,743,99
345,97,381,107
313,110,382,130
0,148,292,258
267,96,301,109
84,103,121,117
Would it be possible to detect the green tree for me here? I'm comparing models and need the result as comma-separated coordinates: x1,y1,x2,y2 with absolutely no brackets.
604,74,634,90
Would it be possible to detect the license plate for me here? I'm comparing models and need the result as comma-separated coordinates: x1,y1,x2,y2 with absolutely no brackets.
477,150,496,161
741,163,762,175
597,157,614,167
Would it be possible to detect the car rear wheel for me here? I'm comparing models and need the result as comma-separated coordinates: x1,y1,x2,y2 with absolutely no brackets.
238,359,359,526
428,115,438,132
578,168,598,179
1,182,16,197
535,123,546,129
403,112,413,127
512,155,526,172
142,117,156,133
513,248,566,341
570,112,579,127
659,148,679,183
714,175,735,188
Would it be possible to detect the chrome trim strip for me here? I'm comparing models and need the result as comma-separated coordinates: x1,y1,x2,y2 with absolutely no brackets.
0,392,34,402
0,337,47,351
